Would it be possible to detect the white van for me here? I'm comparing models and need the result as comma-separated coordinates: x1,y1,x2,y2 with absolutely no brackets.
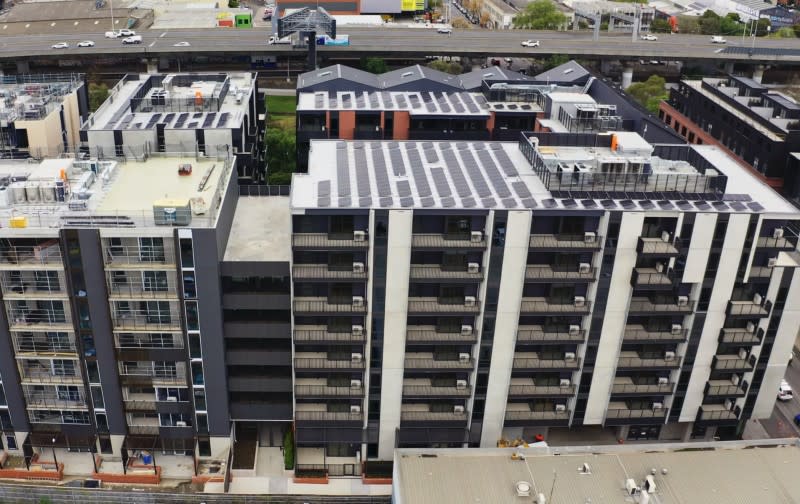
710,36,727,44
122,35,143,45
778,379,793,401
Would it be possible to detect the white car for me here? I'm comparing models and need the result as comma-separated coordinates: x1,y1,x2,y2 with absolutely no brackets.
118,29,136,37
105,31,120,38
778,379,793,401
521,40,540,47
51,42,69,49
77,40,95,48
641,34,658,41
710,35,727,44
173,41,191,47
437,27,452,34
121,35,142,45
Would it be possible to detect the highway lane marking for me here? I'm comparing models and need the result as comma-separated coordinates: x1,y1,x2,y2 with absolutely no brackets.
149,41,157,47
160,32,167,38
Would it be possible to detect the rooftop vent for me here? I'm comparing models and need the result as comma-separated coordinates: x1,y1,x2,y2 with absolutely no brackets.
401,72,414,78
317,71,332,77
515,481,532,497
564,68,574,74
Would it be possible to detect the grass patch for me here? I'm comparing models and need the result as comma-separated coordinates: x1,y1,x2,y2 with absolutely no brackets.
266,95,297,116
265,94,297,185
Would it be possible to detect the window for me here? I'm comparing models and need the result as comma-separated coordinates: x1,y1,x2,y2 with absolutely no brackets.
326,443,357,457
91,386,105,409
142,271,169,292
143,301,171,324
52,360,76,377
189,334,202,359
179,238,194,268
330,215,354,236
194,389,207,410
185,301,199,330
6,434,17,450
156,387,189,402
183,273,196,299
139,238,166,262
57,386,81,402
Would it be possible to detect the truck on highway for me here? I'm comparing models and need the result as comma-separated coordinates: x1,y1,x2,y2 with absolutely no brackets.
268,34,292,45
316,34,350,46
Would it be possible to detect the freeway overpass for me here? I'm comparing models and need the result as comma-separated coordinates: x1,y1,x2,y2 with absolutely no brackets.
1,28,798,73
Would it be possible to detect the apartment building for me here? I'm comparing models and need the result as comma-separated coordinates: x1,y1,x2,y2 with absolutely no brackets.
81,72,263,182
0,74,89,159
0,147,238,478
659,75,800,205
288,131,800,475
294,63,682,171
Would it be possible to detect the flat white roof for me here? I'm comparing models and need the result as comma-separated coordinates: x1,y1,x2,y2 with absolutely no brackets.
224,196,292,262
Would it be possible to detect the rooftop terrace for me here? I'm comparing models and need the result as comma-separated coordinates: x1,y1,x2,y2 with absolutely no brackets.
0,74,84,123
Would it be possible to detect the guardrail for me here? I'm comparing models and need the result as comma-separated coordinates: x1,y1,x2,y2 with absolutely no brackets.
239,185,291,196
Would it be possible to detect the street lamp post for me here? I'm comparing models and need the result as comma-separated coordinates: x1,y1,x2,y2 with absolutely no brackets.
51,437,58,470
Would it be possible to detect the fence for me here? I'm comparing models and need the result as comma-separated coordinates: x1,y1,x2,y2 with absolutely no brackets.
239,185,290,196
0,482,391,503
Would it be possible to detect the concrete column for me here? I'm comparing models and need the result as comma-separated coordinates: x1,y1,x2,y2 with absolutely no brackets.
600,59,614,75
703,426,717,441
723,62,735,75
680,422,693,442
146,59,158,74
16,61,30,74
616,425,630,440
621,64,634,89
752,64,765,84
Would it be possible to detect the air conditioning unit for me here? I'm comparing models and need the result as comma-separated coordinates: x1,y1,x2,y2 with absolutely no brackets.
773,228,784,239
470,231,483,242
555,404,567,412
724,399,733,410
738,348,747,360
578,263,591,274
461,325,473,336
625,478,640,496
351,353,363,363
767,257,778,268
671,324,682,335
176,421,187,427
753,293,762,305
658,377,669,385
453,405,465,414
352,296,364,307
564,352,576,361
655,262,665,273
584,231,596,243
456,379,467,389
652,402,663,410
664,351,676,361
352,325,364,336
731,374,740,385
352,262,365,273
677,296,689,306
167,396,178,402
661,230,670,242
644,475,657,494
464,296,476,307
353,230,366,241
350,405,362,414
569,325,581,336
350,379,362,389
459,352,471,363
746,321,755,333
574,296,586,307
467,262,480,274
559,379,571,387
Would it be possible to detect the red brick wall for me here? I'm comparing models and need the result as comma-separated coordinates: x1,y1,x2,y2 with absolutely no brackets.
393,111,410,140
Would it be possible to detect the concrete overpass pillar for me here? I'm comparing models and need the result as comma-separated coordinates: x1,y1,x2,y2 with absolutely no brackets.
723,61,735,75
600,59,614,76
146,59,158,74
621,64,634,89
16,61,30,74
752,64,766,84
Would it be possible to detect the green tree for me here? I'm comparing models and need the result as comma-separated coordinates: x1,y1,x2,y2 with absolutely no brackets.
427,60,463,74
283,429,295,470
755,18,771,36
543,54,569,70
626,75,668,113
773,26,796,38
650,18,672,33
265,128,296,183
361,57,388,74
676,15,700,34
88,82,109,111
512,0,567,29
792,24,800,38
228,0,239,7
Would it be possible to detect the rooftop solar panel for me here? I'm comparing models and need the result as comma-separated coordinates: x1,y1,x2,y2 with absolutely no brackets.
216,112,229,128
562,199,577,208
193,112,203,119
421,197,435,207
380,197,394,207
397,180,412,198
396,95,408,108
695,201,710,210
442,150,472,199
359,197,372,207
430,167,452,198
711,201,728,210
162,113,175,125
145,114,162,129
747,202,764,211
502,197,517,208
476,150,511,198
338,197,351,207
408,95,420,108
729,201,746,211
336,146,351,206
318,180,331,197
441,197,456,207
201,114,215,129
481,197,496,207
512,181,532,200
542,199,557,209
521,198,537,208
318,196,330,207
187,122,198,129
462,197,476,208
676,200,692,210
371,147,392,198
581,200,597,209
639,200,655,209
601,200,617,209
389,146,406,177
457,150,491,198
492,148,518,177
400,197,414,207
621,200,636,209
174,113,189,127
407,145,432,198
354,146,371,198
657,201,674,210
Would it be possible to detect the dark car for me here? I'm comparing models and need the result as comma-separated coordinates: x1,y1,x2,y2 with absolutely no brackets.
795,413,800,427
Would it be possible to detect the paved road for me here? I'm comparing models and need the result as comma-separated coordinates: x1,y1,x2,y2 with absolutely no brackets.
761,358,800,438
1,28,799,63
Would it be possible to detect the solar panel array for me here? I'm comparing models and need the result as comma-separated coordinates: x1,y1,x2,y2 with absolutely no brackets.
308,91,490,115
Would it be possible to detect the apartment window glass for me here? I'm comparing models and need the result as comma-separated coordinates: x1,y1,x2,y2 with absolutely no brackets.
185,301,199,330
198,438,211,456
86,361,100,383
189,334,202,359
139,238,165,262
196,414,209,434
95,413,108,431
0,411,12,430
179,238,194,268
52,360,75,376
5,434,17,450
0,385,5,406
143,271,169,292
194,389,207,411
91,386,105,409
144,301,171,324
183,273,196,299
191,362,204,386
57,386,81,402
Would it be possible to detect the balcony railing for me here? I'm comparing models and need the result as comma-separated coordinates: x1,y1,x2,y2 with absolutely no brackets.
504,410,570,421
0,274,67,298
699,406,738,421
409,264,483,281
631,268,674,289
404,357,474,370
107,279,179,299
705,380,745,397
611,382,674,395
727,300,770,317
407,297,481,314
13,334,77,356
292,264,368,281
7,309,71,329
616,354,680,369
124,399,157,411
755,236,796,250
519,297,592,315
524,265,596,283
529,234,602,250
718,327,762,345
293,325,365,344
712,355,753,371
295,385,365,398
507,384,576,397
103,245,176,268
294,358,366,370
411,233,487,249
111,312,182,331
0,244,63,268
20,370,83,384
406,326,477,343
513,357,581,371
516,325,585,343
293,297,368,314
292,233,369,250
623,325,688,343
402,385,472,397
628,297,695,314
128,425,160,435
606,408,667,419
295,411,363,422
637,237,681,256
24,394,88,410
400,410,468,422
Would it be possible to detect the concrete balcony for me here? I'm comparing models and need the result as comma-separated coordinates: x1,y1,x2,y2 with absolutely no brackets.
516,325,585,344
628,297,695,315
408,264,483,282
0,243,63,270
20,371,83,385
524,265,596,283
726,300,770,318
507,381,576,398
529,234,602,251
400,409,468,423
411,233,487,250
504,409,571,425
7,310,72,331
699,404,738,421
295,385,365,398
406,326,477,344
712,355,753,372
111,313,182,332
519,297,591,315
407,297,481,314
292,233,369,250
102,243,176,270
637,237,681,256
623,325,688,344
630,268,675,290
404,355,474,371
292,264,368,281
748,266,772,279
0,271,68,299
123,399,157,412
606,403,668,422
293,297,367,314
611,378,674,395
718,327,762,345
705,380,746,397
295,410,364,423
24,394,89,410
402,381,471,398
616,352,680,370
513,353,581,371
293,325,366,344
755,236,796,250
294,357,366,371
